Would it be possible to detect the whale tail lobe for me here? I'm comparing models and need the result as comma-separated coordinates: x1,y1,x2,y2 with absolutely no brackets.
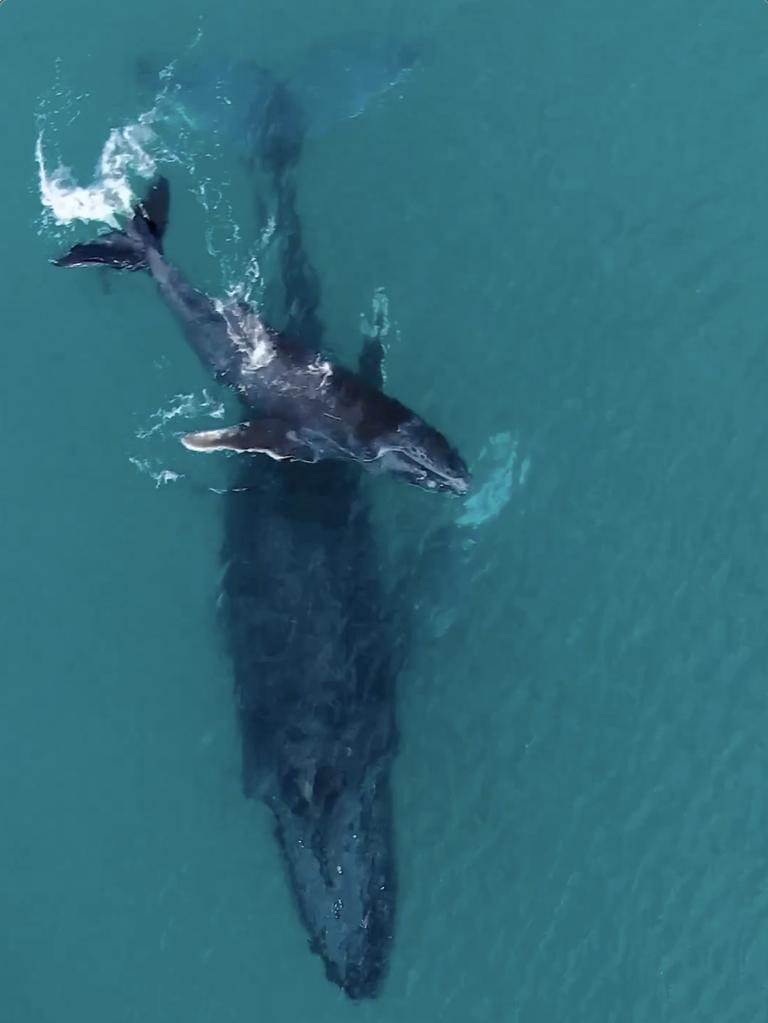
52,176,170,271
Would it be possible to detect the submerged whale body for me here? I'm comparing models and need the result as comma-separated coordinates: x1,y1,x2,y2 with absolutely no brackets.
52,178,470,496
220,112,404,991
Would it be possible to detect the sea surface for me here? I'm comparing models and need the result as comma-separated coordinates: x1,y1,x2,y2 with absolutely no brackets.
3,0,768,1019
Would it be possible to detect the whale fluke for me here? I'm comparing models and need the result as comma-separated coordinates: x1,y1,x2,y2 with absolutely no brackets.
52,177,170,271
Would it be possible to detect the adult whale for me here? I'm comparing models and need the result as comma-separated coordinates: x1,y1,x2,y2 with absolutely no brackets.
218,91,405,996
52,181,470,497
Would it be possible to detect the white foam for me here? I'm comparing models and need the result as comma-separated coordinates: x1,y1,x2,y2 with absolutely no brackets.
33,47,215,231
35,53,268,318
128,457,184,488
127,384,238,492
136,390,226,440
36,113,161,229
213,296,276,371
223,252,262,307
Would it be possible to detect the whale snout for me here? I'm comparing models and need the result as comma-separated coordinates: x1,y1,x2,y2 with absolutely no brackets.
375,420,471,496
441,449,472,495
448,474,471,496
271,772,395,999
321,930,389,1000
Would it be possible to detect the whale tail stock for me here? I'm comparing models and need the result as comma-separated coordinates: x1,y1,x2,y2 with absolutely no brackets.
52,177,170,271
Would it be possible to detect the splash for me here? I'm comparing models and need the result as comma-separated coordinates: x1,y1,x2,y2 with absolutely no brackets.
456,432,530,529
218,243,264,308
33,55,202,233
35,115,161,229
128,458,184,488
136,390,226,440
130,390,230,490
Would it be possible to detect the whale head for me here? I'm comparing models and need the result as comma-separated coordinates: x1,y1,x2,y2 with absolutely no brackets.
372,417,471,496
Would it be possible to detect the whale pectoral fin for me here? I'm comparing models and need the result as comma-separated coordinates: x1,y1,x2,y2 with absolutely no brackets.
181,417,319,462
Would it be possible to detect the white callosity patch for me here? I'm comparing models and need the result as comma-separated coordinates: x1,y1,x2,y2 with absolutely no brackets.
456,432,530,529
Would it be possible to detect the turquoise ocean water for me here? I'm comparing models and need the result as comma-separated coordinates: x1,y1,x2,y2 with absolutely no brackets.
3,0,768,1019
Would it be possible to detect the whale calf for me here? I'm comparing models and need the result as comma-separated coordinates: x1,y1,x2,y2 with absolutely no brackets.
53,179,470,496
